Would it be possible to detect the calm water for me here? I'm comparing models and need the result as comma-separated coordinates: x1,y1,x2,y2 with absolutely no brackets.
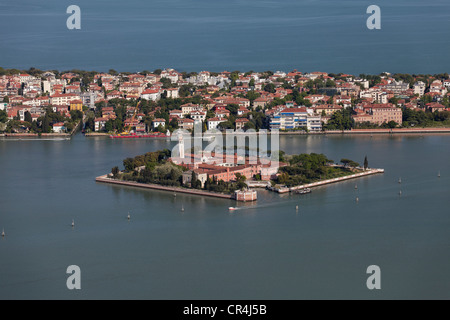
0,133,450,299
1,0,450,74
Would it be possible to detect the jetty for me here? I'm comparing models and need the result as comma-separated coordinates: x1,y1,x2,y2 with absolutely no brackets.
271,168,384,193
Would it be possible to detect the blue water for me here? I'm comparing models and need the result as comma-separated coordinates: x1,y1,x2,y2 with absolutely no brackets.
1,133,450,299
1,0,450,74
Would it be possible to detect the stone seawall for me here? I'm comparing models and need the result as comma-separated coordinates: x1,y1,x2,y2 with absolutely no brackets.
95,175,235,200
273,168,384,193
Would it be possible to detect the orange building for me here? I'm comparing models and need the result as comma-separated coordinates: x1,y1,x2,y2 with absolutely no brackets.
70,99,83,111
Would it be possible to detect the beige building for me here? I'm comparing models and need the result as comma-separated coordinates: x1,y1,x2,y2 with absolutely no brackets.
182,170,208,188
50,93,80,105
371,105,403,125
354,104,403,126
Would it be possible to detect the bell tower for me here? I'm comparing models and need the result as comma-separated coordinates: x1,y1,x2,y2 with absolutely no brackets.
178,133,184,159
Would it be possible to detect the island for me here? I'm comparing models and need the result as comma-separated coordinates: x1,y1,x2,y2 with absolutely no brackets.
95,149,383,201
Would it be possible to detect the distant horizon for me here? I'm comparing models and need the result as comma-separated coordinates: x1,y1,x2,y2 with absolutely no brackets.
1,65,450,77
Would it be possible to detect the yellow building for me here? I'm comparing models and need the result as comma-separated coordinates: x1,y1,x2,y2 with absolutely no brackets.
70,100,83,111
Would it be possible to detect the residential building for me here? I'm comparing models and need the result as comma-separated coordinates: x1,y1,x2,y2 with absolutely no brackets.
178,118,195,130
190,111,206,123
50,93,80,106
207,117,226,130
152,118,166,129
270,107,322,131
94,117,108,131
141,89,161,101
235,118,249,130
52,122,66,133
70,100,83,111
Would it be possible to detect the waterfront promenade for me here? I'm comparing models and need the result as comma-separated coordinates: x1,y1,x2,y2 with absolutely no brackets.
276,128,450,135
323,128,450,134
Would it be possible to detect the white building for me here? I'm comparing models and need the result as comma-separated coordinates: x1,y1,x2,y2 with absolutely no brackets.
52,122,65,133
141,89,161,101
190,111,206,123
94,117,108,132
413,81,426,96
152,118,166,129
270,107,322,132
207,117,226,130
165,88,179,99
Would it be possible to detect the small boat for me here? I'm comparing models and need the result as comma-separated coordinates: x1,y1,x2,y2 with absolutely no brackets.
295,205,299,210
354,184,358,189
127,212,130,220
295,188,311,195
398,177,402,184
71,219,75,228
1,228,4,237
181,205,184,212
438,171,441,178
399,190,402,196
228,207,237,211
356,197,359,202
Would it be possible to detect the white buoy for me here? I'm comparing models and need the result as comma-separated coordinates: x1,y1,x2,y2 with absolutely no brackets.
1,228,4,237
71,219,75,228
295,205,299,210
181,205,184,212
399,190,402,196
438,171,441,178
127,212,130,220
356,197,359,202
398,177,402,184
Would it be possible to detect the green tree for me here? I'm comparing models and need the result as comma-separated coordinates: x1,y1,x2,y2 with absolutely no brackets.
2,96,9,103
70,110,83,121
111,166,119,178
42,115,50,133
264,83,276,93
341,158,359,169
0,109,8,123
325,79,336,87
245,90,260,104
85,117,95,132
160,77,172,89
105,120,113,132
157,124,166,133
325,109,354,130
24,111,32,123
278,172,290,185
386,120,398,128
123,158,135,171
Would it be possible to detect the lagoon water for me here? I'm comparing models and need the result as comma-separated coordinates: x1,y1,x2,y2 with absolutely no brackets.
1,0,450,74
1,133,450,299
